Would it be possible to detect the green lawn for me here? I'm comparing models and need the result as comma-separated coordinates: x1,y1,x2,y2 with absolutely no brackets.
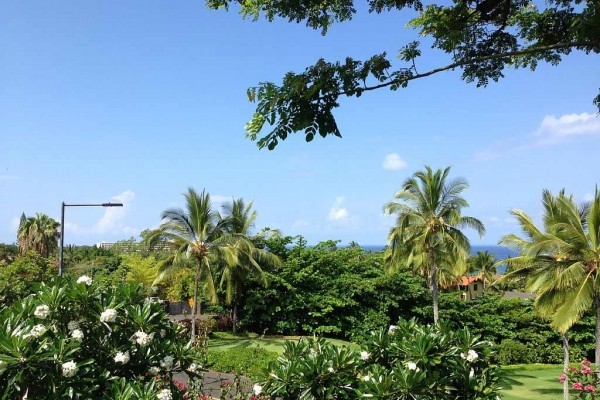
501,365,563,400
208,332,358,354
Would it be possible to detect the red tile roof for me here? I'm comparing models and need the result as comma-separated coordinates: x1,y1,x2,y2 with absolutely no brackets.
459,276,482,286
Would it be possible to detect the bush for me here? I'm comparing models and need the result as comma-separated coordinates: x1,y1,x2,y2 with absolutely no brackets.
260,319,502,400
0,276,204,399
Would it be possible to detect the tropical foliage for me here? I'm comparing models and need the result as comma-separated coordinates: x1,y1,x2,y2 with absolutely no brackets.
218,199,281,332
0,276,204,399
500,189,600,370
260,319,502,399
468,251,497,294
148,188,237,340
17,213,60,258
384,166,485,323
206,0,600,149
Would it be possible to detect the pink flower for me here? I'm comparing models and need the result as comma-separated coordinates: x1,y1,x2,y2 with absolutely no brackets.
582,366,593,375
584,385,597,393
559,374,567,383
572,382,584,391
582,359,592,367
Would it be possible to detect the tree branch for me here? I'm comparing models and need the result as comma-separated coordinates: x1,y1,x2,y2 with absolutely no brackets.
330,41,596,99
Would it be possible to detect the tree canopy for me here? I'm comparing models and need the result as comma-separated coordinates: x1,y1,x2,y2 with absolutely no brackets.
207,0,600,149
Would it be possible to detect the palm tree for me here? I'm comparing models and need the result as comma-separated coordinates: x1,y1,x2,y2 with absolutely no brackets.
468,251,497,294
17,213,60,258
500,188,600,389
218,198,281,332
384,166,485,323
148,188,237,340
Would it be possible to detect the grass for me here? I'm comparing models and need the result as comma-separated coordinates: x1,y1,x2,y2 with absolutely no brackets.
501,365,564,400
208,332,358,354
207,335,565,398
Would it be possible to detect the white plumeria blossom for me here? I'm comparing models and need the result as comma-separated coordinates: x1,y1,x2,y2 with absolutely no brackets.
187,362,200,373
149,366,160,375
67,320,80,331
327,367,334,373
362,375,372,382
62,361,78,378
71,329,84,341
253,384,263,396
34,305,50,319
133,331,152,347
388,325,398,334
25,324,47,339
406,362,419,371
76,275,93,285
100,308,118,323
157,389,172,400
114,351,130,364
160,355,174,369
360,351,370,361
461,349,479,362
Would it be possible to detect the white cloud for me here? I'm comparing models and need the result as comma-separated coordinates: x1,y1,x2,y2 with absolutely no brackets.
382,153,408,171
532,113,600,145
487,216,516,224
476,112,600,160
328,197,349,221
95,190,135,234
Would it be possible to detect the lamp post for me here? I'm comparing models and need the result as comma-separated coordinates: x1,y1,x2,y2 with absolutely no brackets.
58,202,123,276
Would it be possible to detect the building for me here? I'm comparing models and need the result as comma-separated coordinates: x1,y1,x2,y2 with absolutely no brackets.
458,276,484,300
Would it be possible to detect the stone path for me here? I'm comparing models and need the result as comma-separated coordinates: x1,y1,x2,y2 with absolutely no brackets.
173,370,253,398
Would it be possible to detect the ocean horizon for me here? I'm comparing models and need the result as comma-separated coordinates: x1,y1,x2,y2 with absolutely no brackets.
358,244,518,260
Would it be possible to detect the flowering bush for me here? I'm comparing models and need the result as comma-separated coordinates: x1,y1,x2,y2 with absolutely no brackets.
259,319,502,399
0,276,204,399
562,360,600,399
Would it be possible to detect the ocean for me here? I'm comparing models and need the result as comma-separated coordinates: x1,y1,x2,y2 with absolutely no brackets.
360,244,518,260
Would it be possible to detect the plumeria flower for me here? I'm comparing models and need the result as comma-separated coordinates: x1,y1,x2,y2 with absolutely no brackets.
100,308,118,323
114,351,130,364
25,324,47,339
76,275,93,285
62,361,78,378
160,355,174,369
406,362,419,371
156,389,172,400
461,349,478,362
361,375,372,382
327,367,334,373
67,320,80,331
187,363,200,373
253,384,263,396
71,329,84,341
149,366,160,375
133,331,152,347
34,305,50,319
388,325,398,334
360,351,370,361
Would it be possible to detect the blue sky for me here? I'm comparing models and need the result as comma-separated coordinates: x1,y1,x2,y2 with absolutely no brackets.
1,0,599,247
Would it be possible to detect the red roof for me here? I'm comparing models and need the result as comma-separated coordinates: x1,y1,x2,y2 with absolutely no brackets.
459,276,482,286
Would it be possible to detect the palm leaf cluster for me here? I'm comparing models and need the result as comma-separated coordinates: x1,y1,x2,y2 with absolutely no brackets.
500,189,600,334
147,188,280,338
17,213,60,258
384,166,484,323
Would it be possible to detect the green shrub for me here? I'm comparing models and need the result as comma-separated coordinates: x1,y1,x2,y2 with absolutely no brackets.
207,346,278,380
0,276,204,399
260,319,502,399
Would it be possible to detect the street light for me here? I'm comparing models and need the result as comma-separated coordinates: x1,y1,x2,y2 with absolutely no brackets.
58,202,123,276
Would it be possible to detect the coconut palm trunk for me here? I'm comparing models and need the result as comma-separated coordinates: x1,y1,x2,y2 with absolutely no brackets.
562,333,569,400
191,260,201,341
429,249,440,323
596,296,600,377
